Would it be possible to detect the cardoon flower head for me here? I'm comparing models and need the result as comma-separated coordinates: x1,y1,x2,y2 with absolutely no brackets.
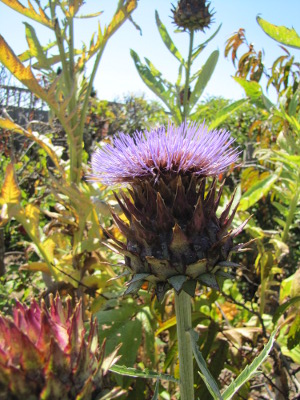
91,122,238,185
91,122,249,300
171,0,215,32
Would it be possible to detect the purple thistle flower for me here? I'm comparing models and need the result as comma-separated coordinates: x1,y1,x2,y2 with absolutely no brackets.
90,122,239,185
89,121,248,299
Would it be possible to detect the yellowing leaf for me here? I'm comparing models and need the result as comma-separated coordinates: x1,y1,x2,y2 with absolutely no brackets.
24,204,40,239
257,16,300,49
82,274,109,289
0,118,23,134
105,0,137,39
20,262,51,274
1,0,52,28
155,316,177,336
0,117,64,175
1,164,21,204
0,35,56,106
68,0,84,17
43,233,72,262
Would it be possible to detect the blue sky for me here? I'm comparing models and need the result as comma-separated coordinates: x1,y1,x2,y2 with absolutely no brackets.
1,0,299,103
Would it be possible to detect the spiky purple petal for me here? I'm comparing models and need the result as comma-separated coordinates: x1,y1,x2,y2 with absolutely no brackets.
90,122,239,185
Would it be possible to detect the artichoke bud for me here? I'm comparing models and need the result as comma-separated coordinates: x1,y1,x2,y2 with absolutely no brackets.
112,177,249,300
172,0,215,32
90,122,249,300
0,294,122,399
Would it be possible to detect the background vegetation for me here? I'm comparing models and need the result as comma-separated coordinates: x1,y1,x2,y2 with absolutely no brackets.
0,1,299,399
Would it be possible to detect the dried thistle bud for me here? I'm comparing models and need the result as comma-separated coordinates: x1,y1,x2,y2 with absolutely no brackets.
172,0,215,32
91,122,249,300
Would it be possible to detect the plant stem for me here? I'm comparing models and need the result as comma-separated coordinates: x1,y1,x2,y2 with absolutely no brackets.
183,29,194,120
281,174,300,243
174,290,194,400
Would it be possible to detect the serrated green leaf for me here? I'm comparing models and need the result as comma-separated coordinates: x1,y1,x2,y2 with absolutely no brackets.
288,92,299,116
273,296,300,324
272,201,288,216
24,22,49,69
75,11,103,18
233,77,263,99
19,40,56,63
222,331,277,400
239,170,280,211
257,16,300,49
144,57,163,78
130,49,181,122
109,365,179,383
131,49,165,94
176,62,184,87
151,380,160,400
189,50,219,111
273,217,286,228
208,99,248,130
189,330,223,400
137,306,156,365
106,319,142,369
191,24,222,62
155,10,184,63
287,314,300,350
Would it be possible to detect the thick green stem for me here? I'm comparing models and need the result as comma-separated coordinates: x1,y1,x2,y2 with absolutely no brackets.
174,290,194,400
68,16,81,185
183,29,194,120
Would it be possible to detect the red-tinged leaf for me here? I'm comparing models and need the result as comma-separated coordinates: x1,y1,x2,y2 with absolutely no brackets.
231,216,252,238
2,318,43,369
